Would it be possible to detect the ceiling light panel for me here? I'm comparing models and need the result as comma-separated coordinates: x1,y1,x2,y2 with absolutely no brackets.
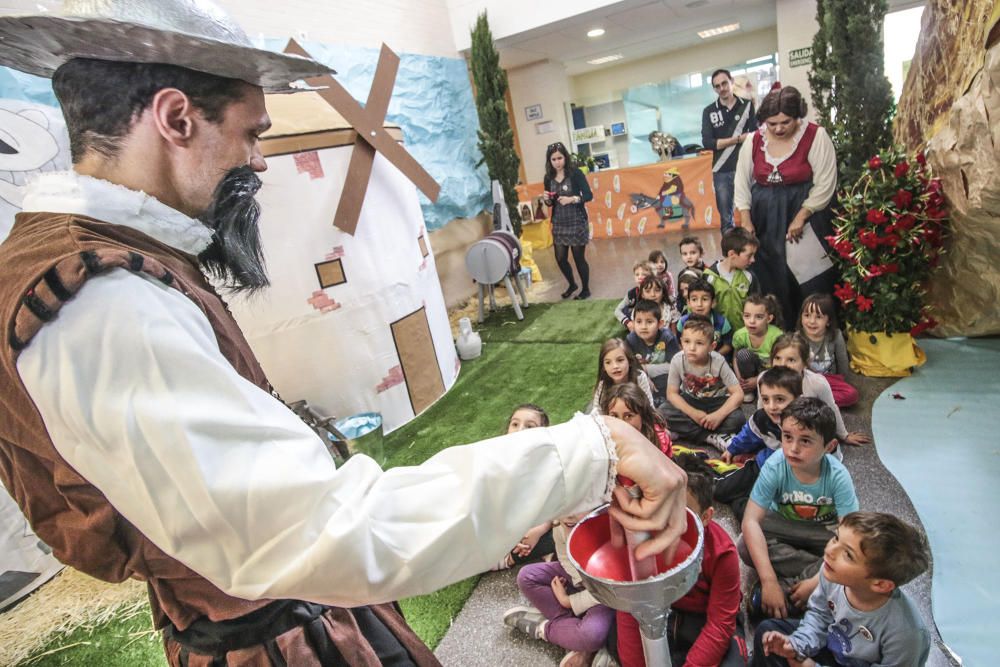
698,22,740,39
587,53,624,65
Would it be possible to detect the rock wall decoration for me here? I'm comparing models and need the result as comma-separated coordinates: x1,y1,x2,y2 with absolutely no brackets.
894,1,1000,336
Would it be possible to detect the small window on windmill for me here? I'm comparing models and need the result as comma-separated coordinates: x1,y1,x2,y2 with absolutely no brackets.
417,234,429,258
315,258,347,288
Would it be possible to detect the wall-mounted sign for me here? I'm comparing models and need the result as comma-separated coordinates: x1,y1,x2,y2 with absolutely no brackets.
789,46,813,68
535,120,555,134
525,104,543,121
571,125,606,144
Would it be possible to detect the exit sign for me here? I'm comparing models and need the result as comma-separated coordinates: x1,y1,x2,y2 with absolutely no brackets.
789,47,813,68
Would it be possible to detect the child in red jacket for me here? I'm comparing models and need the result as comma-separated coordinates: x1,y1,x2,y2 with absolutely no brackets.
613,454,748,666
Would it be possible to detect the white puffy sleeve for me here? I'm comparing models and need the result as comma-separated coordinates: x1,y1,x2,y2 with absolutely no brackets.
803,125,837,213
733,135,756,213
17,269,614,606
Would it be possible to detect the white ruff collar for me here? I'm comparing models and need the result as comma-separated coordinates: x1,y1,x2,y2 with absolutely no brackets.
21,171,214,255
761,120,809,168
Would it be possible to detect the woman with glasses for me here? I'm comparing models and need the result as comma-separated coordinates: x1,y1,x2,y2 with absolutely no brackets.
543,142,594,299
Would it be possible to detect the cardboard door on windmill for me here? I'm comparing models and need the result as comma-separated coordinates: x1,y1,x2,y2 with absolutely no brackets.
391,307,445,415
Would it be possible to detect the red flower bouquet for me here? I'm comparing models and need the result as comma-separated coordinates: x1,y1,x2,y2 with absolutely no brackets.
826,147,948,336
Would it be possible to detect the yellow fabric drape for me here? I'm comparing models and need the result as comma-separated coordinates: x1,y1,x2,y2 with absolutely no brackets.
847,330,927,377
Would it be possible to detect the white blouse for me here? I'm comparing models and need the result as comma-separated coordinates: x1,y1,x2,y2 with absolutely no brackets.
733,123,838,215
16,172,615,607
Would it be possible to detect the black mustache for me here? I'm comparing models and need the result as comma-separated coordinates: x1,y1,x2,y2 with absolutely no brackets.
198,166,269,294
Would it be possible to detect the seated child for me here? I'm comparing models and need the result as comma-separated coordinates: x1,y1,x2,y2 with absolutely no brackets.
660,315,745,447
767,334,870,449
612,454,748,667
600,382,672,457
625,299,680,406
798,293,859,408
679,235,707,272
648,248,675,298
740,397,859,620
676,266,703,314
714,367,802,520
676,235,706,311
494,404,555,570
678,278,734,358
504,512,615,666
704,227,761,330
638,274,680,332
615,260,654,331
592,338,656,409
754,512,932,667
733,294,784,403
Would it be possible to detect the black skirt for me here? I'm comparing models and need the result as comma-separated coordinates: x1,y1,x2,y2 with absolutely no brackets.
750,180,836,327
551,201,590,246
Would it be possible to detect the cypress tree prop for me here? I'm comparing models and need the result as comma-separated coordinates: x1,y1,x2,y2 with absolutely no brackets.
808,0,895,185
470,12,522,237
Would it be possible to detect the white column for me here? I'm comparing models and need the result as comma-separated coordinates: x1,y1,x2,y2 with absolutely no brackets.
507,60,574,183
775,0,821,121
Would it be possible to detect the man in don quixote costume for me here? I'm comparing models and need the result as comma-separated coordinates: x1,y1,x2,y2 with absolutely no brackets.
0,0,690,664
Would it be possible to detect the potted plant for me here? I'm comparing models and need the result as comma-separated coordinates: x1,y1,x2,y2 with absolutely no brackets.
571,151,597,173
825,147,948,377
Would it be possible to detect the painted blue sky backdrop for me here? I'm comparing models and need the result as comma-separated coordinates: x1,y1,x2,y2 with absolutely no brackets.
0,41,490,230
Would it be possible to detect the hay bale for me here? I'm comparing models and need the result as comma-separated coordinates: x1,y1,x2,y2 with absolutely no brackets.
0,568,147,666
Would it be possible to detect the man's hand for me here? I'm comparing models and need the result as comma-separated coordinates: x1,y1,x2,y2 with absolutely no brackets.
604,417,688,563
761,579,788,618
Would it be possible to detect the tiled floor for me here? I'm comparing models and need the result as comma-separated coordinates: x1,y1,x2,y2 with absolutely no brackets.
530,227,723,302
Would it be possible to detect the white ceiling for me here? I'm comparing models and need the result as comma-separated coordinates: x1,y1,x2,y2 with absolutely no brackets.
491,0,922,76
494,0,777,75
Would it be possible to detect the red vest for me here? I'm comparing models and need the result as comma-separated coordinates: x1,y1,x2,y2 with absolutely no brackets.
751,121,819,186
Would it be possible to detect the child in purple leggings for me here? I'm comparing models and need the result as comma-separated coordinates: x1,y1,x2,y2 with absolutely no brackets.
503,513,614,666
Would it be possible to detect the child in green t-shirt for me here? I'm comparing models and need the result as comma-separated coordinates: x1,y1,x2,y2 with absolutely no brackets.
733,293,784,403
704,227,760,328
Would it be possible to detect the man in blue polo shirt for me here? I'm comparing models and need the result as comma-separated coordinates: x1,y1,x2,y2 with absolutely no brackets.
701,69,757,233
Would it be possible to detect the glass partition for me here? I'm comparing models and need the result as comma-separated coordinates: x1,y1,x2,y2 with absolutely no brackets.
572,54,778,169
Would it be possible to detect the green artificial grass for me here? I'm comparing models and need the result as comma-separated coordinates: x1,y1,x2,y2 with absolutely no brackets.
29,609,164,667
23,299,622,665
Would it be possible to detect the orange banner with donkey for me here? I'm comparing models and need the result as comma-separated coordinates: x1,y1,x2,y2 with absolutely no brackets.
516,153,719,241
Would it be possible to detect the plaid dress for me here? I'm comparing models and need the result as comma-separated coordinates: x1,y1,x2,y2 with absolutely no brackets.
549,177,590,246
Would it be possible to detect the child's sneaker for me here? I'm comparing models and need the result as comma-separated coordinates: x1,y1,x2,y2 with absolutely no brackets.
743,390,757,404
503,605,546,640
704,432,732,451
